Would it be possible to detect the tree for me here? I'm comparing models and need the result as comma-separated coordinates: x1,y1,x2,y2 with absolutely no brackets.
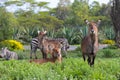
37,15,63,30
89,1,101,16
111,0,120,47
89,1,112,26
56,0,71,20
70,0,89,26
0,6,18,41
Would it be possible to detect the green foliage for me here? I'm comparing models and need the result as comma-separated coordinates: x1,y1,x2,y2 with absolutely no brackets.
102,26,115,40
19,27,38,43
0,58,119,80
70,0,89,26
90,1,102,16
75,45,81,51
54,0,71,20
0,0,112,45
0,7,18,41
80,26,88,38
17,50,42,60
37,15,64,30
0,40,24,51
58,27,82,44
105,45,118,49
97,49,120,58
47,30,57,38
16,10,40,28
98,30,107,42
102,49,115,58
101,40,115,45
0,47,120,80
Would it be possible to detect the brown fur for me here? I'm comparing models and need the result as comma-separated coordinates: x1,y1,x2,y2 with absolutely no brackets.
81,20,101,66
38,31,62,63
30,48,62,64
29,58,57,64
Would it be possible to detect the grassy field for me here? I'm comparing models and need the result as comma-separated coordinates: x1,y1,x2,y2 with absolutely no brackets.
0,48,120,80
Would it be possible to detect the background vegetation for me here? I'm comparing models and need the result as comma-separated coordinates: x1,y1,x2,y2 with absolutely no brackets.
0,0,120,80
0,0,114,45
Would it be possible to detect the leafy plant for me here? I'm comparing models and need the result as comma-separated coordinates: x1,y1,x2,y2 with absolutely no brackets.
104,45,118,49
97,49,120,58
58,27,83,44
102,49,114,58
103,26,115,40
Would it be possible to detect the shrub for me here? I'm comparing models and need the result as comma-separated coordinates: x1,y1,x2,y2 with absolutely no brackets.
101,40,115,45
102,26,115,40
104,45,118,49
98,49,120,58
102,49,114,58
57,27,82,45
0,40,24,51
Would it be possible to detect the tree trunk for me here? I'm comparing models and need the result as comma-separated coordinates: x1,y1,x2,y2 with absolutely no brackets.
111,0,120,47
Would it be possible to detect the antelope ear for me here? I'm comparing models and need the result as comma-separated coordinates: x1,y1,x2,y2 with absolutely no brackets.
38,30,40,34
97,19,101,26
44,31,47,34
84,19,89,25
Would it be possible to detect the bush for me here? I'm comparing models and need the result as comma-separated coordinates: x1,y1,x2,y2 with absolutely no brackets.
104,45,118,49
97,49,120,58
102,49,114,58
101,40,115,45
0,40,24,51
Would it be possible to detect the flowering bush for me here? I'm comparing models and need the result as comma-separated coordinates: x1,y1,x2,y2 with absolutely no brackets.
0,40,24,51
101,40,115,45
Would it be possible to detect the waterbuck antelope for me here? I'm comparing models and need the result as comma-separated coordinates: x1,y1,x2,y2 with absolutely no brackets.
37,31,62,63
30,37,69,59
81,19,101,66
30,48,61,64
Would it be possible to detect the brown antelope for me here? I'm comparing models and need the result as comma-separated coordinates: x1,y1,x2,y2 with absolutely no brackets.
37,31,62,63
30,37,69,59
30,48,61,64
29,58,56,64
81,19,101,66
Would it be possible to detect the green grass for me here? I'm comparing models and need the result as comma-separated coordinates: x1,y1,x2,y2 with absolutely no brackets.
0,49,120,80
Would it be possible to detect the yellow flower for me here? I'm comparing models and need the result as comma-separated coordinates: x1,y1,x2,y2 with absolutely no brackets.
0,40,24,51
101,40,115,45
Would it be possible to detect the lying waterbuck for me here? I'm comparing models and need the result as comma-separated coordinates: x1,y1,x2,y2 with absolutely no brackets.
81,19,101,66
37,31,62,63
30,48,61,64
0,47,18,60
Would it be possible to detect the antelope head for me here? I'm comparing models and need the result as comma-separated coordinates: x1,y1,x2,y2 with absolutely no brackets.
85,19,101,35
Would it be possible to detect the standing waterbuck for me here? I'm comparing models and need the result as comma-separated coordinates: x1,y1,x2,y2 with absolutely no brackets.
81,19,101,66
